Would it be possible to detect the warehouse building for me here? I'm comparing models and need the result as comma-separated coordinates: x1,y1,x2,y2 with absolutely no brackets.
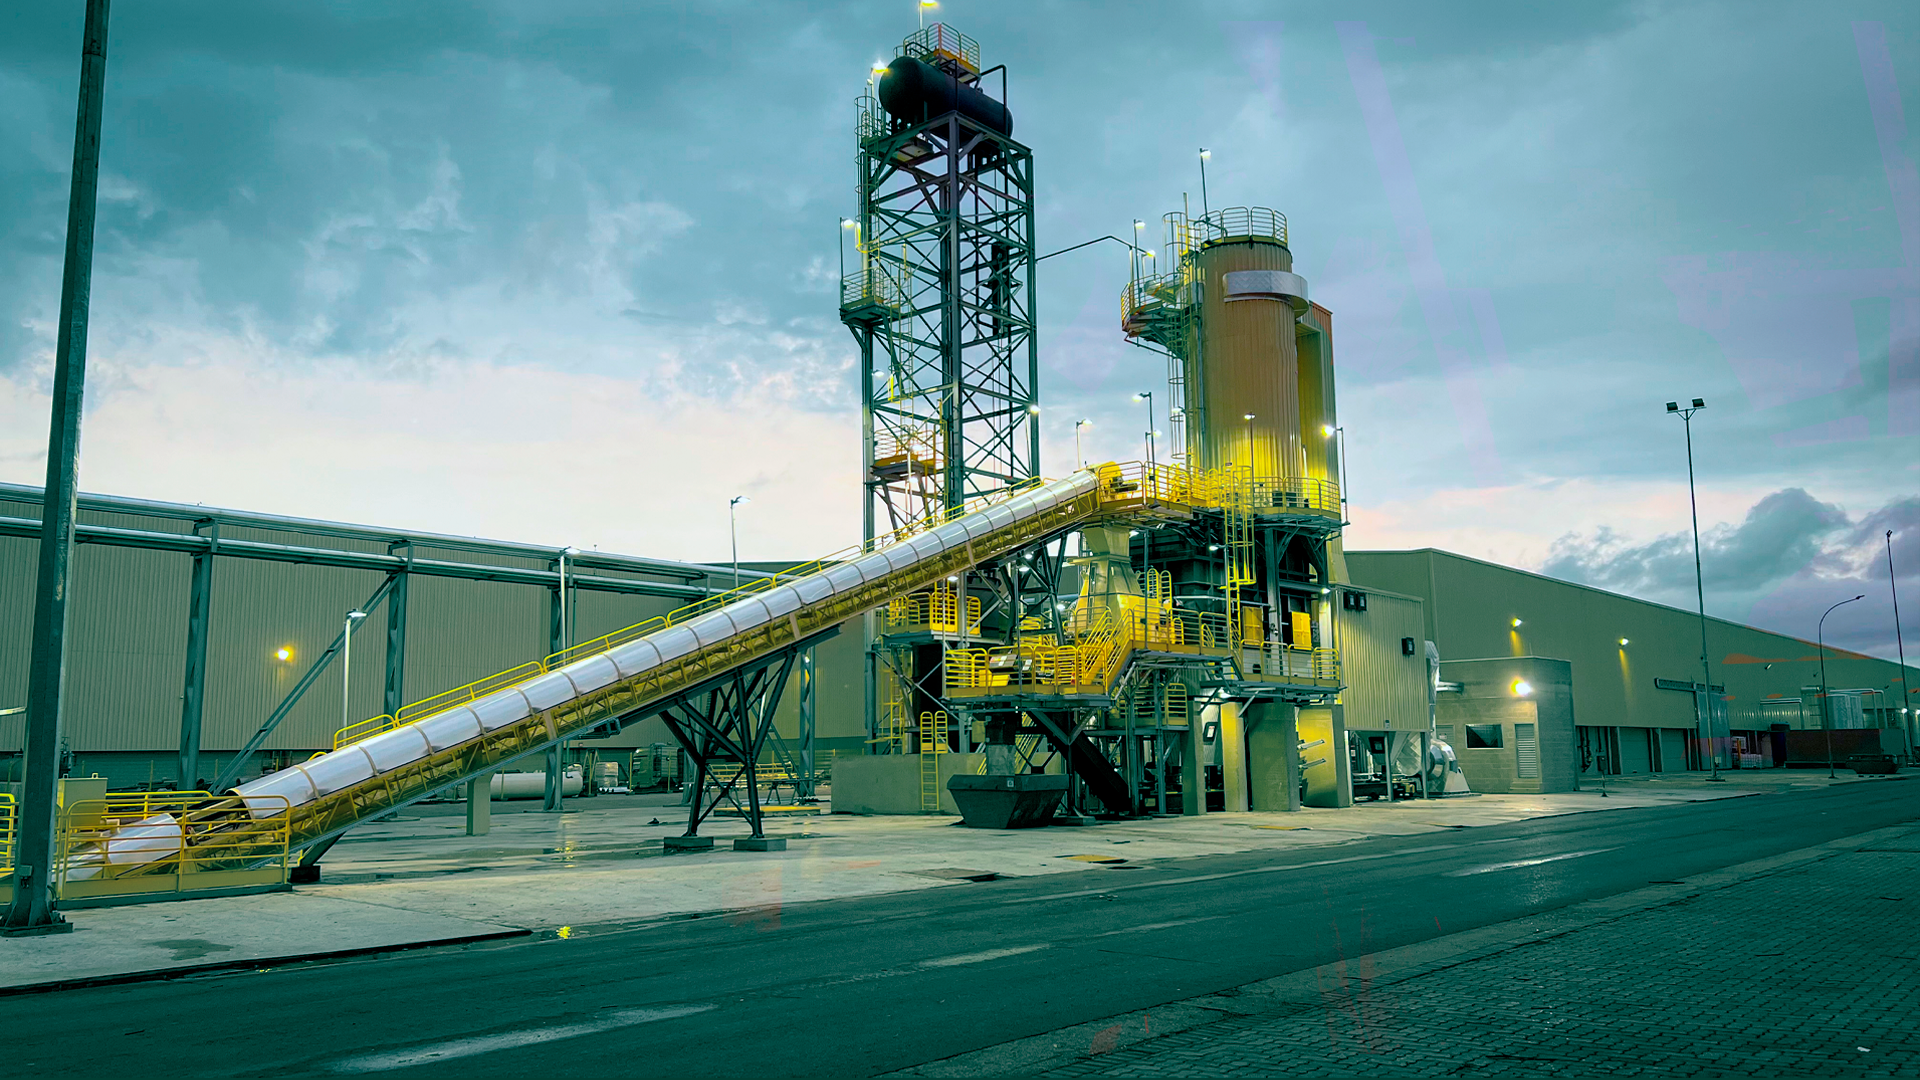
1348,548,1914,789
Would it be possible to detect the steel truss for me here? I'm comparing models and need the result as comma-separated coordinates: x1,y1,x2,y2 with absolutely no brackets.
654,634,829,841
845,107,1039,535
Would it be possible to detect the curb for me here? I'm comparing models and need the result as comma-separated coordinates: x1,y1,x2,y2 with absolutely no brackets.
885,821,1920,1078
0,925,531,998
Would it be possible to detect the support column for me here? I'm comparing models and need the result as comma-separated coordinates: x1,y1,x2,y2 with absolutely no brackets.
4,0,110,937
1220,700,1249,812
176,528,214,789
1182,692,1207,816
382,562,409,719
466,774,490,836
798,645,816,799
545,576,563,812
1246,701,1301,811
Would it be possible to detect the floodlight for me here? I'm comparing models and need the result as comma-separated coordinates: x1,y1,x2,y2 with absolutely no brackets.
1512,680,1534,697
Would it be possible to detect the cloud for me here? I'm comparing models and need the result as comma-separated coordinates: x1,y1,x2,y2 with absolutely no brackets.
1540,488,1918,660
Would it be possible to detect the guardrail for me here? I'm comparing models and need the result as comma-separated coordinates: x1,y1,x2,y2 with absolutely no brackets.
0,792,13,877
54,793,291,903
330,461,1334,756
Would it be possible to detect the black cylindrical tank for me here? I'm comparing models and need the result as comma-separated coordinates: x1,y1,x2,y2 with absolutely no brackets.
876,55,1013,137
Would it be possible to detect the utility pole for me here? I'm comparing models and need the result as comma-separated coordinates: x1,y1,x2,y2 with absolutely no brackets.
4,0,111,937
1666,399,1719,779
1889,531,1912,758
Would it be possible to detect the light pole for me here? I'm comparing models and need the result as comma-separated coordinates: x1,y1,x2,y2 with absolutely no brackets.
730,496,750,591
1198,149,1211,218
1818,594,1866,779
1131,220,1145,281
1241,413,1256,474
1074,418,1091,470
1324,424,1348,518
1888,529,1912,757
558,546,580,650
1666,398,1719,778
341,610,367,733
1133,391,1155,474
838,218,854,284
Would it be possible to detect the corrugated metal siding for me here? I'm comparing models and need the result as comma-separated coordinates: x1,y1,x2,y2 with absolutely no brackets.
202,557,390,752
1335,589,1427,730
400,574,548,722
1,536,40,750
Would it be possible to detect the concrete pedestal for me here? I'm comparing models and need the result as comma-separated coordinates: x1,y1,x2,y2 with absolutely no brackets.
733,837,787,851
465,775,490,836
662,835,714,851
1247,702,1301,812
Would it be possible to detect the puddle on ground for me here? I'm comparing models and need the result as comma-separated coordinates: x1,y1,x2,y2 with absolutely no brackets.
148,938,234,961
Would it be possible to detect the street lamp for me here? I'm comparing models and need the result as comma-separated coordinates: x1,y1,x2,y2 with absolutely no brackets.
558,547,580,651
1131,220,1145,281
341,610,367,733
1666,397,1719,779
1887,529,1912,758
1818,594,1866,779
1132,391,1156,473
730,496,751,591
1198,148,1211,218
1074,418,1091,470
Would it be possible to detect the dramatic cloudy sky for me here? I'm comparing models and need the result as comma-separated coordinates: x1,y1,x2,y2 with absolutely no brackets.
2,1,1915,661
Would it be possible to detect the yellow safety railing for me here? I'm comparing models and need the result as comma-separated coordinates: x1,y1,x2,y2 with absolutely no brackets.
55,793,291,901
919,710,948,811
0,792,14,876
899,23,980,74
328,460,1333,758
886,585,982,633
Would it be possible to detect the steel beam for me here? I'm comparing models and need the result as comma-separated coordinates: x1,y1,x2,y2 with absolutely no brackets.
798,646,816,799
0,515,718,601
0,482,769,586
4,0,110,937
176,522,215,789
383,550,410,718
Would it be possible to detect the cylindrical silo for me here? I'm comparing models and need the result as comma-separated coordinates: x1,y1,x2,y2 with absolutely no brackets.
1181,209,1313,482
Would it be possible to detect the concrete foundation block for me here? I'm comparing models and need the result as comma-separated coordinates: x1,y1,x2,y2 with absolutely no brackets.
732,837,787,851
662,835,714,851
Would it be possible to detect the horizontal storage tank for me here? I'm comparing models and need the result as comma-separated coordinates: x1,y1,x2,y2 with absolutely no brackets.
877,55,1013,136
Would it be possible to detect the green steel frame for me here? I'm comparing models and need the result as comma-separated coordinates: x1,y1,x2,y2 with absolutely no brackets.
842,41,1040,755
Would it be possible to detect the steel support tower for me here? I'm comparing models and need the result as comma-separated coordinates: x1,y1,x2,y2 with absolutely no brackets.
842,26,1039,535
842,27,1040,761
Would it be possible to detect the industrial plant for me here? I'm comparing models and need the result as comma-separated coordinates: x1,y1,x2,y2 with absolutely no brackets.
1,21,1912,921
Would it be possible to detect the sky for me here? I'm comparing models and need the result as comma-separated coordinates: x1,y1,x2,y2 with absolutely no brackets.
1,0,1915,662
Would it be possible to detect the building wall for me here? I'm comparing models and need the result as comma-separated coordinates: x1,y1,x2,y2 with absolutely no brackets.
1,496,871,788
1349,550,1915,740
1333,587,1428,732
1434,657,1578,794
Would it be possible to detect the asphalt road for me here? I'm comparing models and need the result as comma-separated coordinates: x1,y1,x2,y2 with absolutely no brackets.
7,780,1916,1078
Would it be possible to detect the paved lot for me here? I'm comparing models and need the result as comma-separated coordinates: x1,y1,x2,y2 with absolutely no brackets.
965,823,1920,1078
1,777,1912,1078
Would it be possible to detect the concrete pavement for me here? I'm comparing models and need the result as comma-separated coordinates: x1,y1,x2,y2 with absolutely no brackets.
0,770,1893,995
902,821,1920,1077
0,777,1913,1077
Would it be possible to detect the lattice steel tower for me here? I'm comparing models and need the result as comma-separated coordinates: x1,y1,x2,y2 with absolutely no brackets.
842,24,1039,541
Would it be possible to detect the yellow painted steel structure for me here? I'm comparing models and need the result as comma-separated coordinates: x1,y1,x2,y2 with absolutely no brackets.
0,792,290,907
59,460,1344,871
